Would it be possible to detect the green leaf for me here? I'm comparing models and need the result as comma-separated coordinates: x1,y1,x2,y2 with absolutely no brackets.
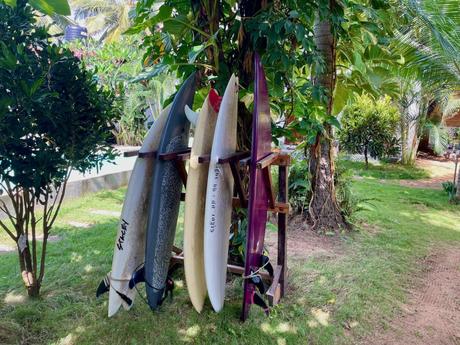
29,0,70,16
188,43,211,64
4,0,17,8
0,41,17,69
132,63,169,82
156,5,172,22
332,80,350,115
353,51,366,74
326,116,341,129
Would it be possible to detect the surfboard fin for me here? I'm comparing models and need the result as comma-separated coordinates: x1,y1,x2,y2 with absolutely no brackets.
251,275,266,295
116,291,133,307
96,275,110,298
185,105,199,126
129,266,145,289
253,293,270,316
159,276,175,306
261,255,274,278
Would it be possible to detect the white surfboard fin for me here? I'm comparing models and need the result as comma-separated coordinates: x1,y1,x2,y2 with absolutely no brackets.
129,266,145,289
185,105,199,126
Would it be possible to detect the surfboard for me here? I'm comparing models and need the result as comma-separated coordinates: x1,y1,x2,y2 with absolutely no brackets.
96,104,171,318
183,89,221,313
143,73,196,310
242,55,272,317
204,74,239,312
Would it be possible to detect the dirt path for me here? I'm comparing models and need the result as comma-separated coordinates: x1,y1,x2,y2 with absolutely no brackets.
399,157,456,190
368,246,460,345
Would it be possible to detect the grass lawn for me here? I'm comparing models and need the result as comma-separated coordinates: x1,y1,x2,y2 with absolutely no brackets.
340,159,430,180
0,163,459,345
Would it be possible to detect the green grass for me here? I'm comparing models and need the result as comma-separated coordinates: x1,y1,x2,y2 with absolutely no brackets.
340,160,430,180
0,167,459,345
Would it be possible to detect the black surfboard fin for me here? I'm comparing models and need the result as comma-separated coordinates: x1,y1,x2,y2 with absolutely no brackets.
251,275,266,295
96,275,110,298
116,291,133,307
129,266,145,289
159,276,175,306
261,255,274,278
253,293,270,316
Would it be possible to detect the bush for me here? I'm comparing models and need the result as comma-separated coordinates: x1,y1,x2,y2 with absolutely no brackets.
339,94,400,167
288,155,311,214
289,153,371,223
442,181,457,203
0,0,117,297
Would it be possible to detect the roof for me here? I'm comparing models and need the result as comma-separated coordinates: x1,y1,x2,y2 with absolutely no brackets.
443,92,460,127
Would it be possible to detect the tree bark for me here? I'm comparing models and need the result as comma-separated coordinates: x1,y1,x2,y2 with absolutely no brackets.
308,1,348,233
399,82,426,165
364,146,369,168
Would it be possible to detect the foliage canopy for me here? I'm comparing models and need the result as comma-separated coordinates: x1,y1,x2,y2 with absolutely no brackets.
0,0,117,296
339,94,400,166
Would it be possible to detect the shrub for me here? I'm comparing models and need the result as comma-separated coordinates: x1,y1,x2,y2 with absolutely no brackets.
0,0,117,297
442,181,457,203
288,156,311,215
339,94,400,167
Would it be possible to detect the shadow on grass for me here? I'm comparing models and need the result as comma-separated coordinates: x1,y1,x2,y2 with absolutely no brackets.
340,160,430,180
0,219,300,345
0,182,459,345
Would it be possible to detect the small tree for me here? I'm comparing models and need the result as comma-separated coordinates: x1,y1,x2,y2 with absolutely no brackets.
339,94,400,168
0,0,117,297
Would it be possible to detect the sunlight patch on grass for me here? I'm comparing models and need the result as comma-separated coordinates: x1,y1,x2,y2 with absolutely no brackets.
179,324,201,342
53,333,74,345
277,337,287,345
311,308,330,326
260,322,297,335
4,292,26,305
70,253,83,262
276,322,297,334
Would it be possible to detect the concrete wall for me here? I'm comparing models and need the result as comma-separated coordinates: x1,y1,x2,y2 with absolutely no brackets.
0,170,132,220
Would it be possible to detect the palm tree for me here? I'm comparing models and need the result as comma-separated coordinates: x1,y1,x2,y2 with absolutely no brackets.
392,0,460,164
308,0,349,232
69,0,135,42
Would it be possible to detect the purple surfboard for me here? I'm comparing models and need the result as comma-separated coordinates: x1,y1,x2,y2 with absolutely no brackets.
242,54,272,319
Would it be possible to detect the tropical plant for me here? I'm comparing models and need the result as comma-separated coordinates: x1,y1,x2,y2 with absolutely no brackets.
442,181,457,203
68,37,176,145
288,155,311,215
0,0,117,297
69,0,135,42
130,0,408,233
339,94,400,167
390,0,460,164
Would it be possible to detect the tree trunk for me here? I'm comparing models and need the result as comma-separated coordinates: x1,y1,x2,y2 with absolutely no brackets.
308,2,348,233
364,146,369,168
399,82,426,165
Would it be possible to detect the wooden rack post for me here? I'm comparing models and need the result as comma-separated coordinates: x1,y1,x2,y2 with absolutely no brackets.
124,148,290,320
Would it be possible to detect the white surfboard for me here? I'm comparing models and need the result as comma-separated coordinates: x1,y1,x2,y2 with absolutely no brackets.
184,90,220,313
106,105,170,317
204,75,239,312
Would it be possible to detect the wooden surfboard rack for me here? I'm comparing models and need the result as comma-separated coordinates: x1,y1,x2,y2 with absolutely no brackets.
124,148,290,321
